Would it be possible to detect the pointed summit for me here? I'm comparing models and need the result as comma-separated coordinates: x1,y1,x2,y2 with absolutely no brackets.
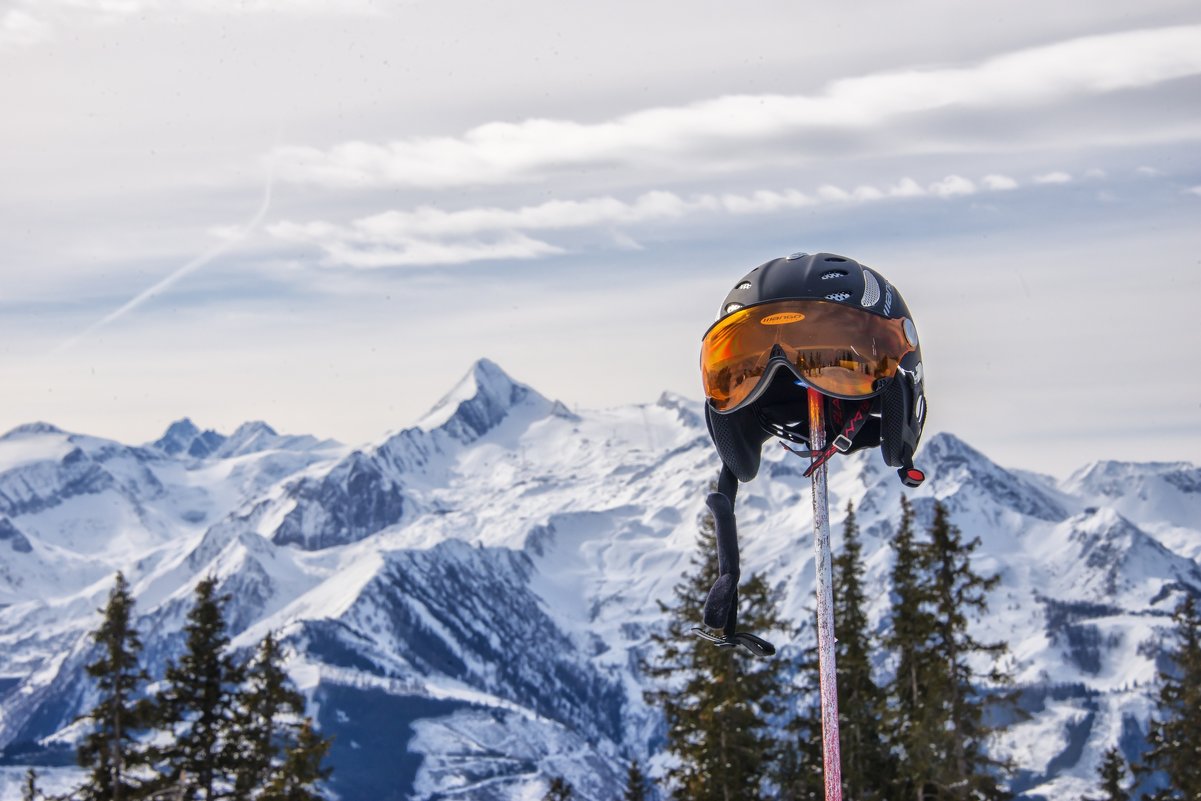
919,431,1067,521
152,418,226,458
416,358,549,437
214,421,279,458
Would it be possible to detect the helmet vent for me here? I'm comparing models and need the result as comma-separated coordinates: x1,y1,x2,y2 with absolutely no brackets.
826,291,852,301
735,282,752,290
861,269,881,307
820,270,848,280
824,256,847,262
724,302,745,314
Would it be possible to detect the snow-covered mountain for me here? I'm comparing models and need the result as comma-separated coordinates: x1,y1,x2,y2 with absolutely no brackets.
0,358,1197,800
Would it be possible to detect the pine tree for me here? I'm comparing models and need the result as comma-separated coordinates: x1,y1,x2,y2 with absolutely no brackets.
1083,746,1129,801
22,768,39,801
623,759,648,801
232,632,306,798
885,495,941,801
885,498,1011,801
77,571,152,801
149,577,246,801
258,719,332,801
642,501,791,800
1141,594,1201,801
833,501,894,801
922,500,1009,800
542,776,573,800
773,623,827,801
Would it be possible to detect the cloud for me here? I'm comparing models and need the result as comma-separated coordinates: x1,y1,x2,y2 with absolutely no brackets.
888,177,927,198
982,174,1019,190
1135,165,1163,176
1184,186,1201,197
269,192,697,268
269,171,1068,268
268,25,1201,189
1033,171,1073,184
317,233,564,269
929,175,977,197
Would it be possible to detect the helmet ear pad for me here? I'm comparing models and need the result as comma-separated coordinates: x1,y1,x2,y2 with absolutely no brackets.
705,402,771,483
880,377,909,467
881,371,925,468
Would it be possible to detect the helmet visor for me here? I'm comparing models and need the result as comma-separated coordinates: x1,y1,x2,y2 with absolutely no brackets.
701,299,914,412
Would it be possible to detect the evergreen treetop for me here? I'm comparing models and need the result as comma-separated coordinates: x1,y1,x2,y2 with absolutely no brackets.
542,775,574,801
885,495,940,798
233,632,306,798
832,501,894,801
642,499,792,801
885,497,1012,801
149,576,246,801
258,718,333,801
622,759,648,801
1083,746,1130,801
77,571,152,801
1141,594,1201,801
22,768,39,801
772,615,827,801
923,500,1009,800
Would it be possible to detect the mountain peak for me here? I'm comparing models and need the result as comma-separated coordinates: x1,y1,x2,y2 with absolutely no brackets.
0,422,64,440
921,431,980,459
416,358,545,434
920,431,1067,521
1065,458,1199,494
229,420,279,439
214,421,282,458
159,417,199,439
152,418,226,458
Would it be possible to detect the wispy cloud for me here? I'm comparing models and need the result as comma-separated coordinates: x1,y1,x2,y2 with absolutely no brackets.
1033,171,1073,184
982,174,1019,190
929,175,977,197
268,25,1201,190
1184,186,1201,197
269,171,1049,268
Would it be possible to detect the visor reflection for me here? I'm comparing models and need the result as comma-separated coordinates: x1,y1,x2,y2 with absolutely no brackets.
701,300,913,411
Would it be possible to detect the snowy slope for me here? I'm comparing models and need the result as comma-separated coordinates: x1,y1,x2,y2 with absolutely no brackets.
0,360,1197,801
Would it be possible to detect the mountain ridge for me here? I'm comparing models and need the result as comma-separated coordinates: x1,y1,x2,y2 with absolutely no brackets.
0,360,1197,800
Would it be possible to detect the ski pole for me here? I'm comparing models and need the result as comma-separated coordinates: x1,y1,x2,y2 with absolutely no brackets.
808,387,843,801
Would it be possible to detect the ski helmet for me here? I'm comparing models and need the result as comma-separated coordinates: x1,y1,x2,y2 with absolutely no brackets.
700,252,927,486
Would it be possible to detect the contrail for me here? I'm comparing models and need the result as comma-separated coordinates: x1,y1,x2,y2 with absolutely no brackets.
52,167,276,355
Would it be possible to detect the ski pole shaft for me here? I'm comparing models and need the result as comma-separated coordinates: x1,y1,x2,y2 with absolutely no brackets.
808,387,843,801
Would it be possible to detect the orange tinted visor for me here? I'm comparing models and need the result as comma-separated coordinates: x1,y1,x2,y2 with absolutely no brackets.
701,300,914,411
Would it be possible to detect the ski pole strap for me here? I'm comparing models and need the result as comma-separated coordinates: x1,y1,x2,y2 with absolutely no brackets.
801,399,871,478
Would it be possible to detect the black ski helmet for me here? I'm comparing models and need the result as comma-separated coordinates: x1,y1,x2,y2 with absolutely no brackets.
702,251,927,484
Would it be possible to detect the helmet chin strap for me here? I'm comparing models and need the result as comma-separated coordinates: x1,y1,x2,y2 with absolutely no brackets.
695,396,924,657
694,465,776,658
772,394,925,487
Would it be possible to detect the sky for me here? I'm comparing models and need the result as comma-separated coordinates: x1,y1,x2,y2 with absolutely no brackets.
1,0,1199,478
